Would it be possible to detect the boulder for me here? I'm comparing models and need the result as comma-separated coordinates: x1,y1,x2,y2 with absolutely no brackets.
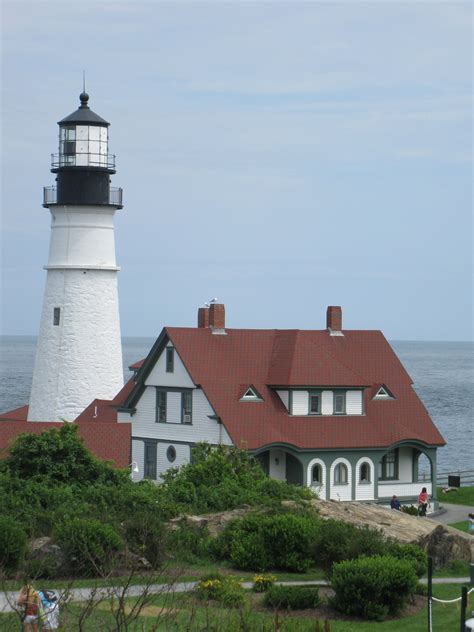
167,499,473,564
29,536,66,573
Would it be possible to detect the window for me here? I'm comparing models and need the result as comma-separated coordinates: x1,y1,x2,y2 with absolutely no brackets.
156,389,167,423
309,393,321,415
334,392,346,414
166,445,177,463
182,391,192,424
359,462,371,483
334,463,348,484
144,442,157,479
379,450,398,480
53,307,61,326
312,464,323,484
166,347,174,373
241,387,261,400
374,385,394,400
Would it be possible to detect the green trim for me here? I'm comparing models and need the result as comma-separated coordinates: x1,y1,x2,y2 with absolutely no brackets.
181,390,193,424
155,388,167,423
143,441,157,480
308,390,321,415
379,448,399,480
166,347,174,373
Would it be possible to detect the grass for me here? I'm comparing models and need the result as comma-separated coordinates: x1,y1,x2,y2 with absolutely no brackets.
437,485,474,506
0,583,471,631
448,520,471,534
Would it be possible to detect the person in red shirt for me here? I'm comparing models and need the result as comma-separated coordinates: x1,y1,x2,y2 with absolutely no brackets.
418,487,429,516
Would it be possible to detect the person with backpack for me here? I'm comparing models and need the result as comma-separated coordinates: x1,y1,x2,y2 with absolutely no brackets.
17,584,41,632
38,590,59,631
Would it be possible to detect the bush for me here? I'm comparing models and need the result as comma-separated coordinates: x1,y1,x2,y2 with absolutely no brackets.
312,520,386,571
123,512,166,568
165,522,211,564
388,542,427,578
252,574,277,592
0,516,27,574
402,505,419,516
331,555,418,620
263,585,321,610
215,511,319,572
195,573,245,607
55,518,124,577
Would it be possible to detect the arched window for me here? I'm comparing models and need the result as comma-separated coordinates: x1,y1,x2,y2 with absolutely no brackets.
359,462,371,483
334,463,348,484
312,464,322,484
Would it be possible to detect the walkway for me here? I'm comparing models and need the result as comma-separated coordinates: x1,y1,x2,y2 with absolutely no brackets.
0,577,471,613
431,502,474,526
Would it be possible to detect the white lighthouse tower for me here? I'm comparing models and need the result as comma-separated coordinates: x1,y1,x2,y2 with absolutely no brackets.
28,91,124,422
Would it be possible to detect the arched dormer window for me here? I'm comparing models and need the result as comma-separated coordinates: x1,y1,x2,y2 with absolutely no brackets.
359,462,371,483
311,464,322,484
334,463,348,485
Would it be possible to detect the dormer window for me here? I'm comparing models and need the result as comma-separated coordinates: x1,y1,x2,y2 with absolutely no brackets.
334,392,346,414
240,386,263,401
309,392,321,415
374,385,394,400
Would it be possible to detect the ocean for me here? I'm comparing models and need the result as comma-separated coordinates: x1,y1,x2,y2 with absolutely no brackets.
0,336,472,475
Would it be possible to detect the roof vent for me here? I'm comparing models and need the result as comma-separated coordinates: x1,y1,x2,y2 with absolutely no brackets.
327,306,343,336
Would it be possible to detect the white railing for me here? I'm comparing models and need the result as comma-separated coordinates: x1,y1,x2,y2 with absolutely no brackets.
378,481,432,498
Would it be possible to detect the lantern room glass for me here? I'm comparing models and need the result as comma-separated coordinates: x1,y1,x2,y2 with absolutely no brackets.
58,125,108,167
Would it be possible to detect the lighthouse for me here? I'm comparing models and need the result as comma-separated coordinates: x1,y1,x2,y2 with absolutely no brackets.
28,92,124,422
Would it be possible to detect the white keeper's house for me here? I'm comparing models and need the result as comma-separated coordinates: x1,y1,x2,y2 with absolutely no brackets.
117,303,445,507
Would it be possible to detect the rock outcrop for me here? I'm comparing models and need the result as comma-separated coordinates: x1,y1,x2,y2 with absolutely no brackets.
168,499,473,564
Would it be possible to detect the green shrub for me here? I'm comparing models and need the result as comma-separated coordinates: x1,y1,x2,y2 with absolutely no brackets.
55,518,124,577
312,520,386,571
388,542,427,578
252,574,277,592
165,522,211,563
402,505,419,516
263,585,321,610
195,573,245,608
123,512,166,568
0,516,27,574
331,555,418,620
215,511,319,572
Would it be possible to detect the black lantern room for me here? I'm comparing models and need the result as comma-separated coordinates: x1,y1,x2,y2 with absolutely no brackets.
44,92,122,208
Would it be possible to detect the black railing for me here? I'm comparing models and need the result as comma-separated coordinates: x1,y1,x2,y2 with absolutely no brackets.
43,186,123,207
51,153,116,169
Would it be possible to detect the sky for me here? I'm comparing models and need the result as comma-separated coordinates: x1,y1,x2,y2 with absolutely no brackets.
1,1,472,341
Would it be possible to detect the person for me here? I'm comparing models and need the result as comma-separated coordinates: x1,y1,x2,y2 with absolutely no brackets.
390,495,401,510
418,487,429,516
39,590,59,631
17,584,41,632
468,513,474,534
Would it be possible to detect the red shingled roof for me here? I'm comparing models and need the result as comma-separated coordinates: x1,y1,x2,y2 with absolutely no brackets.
0,400,131,467
156,326,445,451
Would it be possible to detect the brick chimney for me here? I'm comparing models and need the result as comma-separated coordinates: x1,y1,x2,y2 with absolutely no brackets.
197,307,210,328
209,303,225,333
326,306,342,334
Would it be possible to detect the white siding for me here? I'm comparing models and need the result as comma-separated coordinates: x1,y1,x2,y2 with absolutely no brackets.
292,391,308,415
379,482,432,498
398,447,413,481
131,440,144,482
146,346,194,388
166,391,181,424
269,449,286,480
346,390,363,415
157,443,190,480
129,386,232,445
321,391,333,415
355,457,375,500
329,457,352,501
307,458,327,500
276,390,289,411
